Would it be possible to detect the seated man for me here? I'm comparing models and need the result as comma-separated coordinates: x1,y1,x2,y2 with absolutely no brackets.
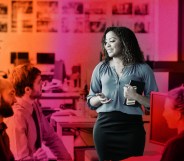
5,64,72,161
0,78,17,161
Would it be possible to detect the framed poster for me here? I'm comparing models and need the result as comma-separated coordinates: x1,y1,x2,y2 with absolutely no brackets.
37,1,59,32
0,1,8,32
11,0,33,32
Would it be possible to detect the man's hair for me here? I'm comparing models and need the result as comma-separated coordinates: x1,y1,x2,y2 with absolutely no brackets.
9,64,41,97
101,26,145,65
167,86,184,114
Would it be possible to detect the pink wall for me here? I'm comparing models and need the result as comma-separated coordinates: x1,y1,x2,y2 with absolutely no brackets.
0,0,179,86
155,0,178,61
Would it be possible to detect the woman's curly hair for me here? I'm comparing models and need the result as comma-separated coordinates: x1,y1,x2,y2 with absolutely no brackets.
101,26,145,65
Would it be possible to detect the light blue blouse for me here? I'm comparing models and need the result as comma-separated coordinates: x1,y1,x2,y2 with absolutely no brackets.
87,61,158,115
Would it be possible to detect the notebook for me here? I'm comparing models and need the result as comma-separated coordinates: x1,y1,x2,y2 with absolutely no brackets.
124,80,145,106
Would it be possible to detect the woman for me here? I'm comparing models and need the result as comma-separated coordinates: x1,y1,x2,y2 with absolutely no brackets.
161,86,184,161
87,26,158,161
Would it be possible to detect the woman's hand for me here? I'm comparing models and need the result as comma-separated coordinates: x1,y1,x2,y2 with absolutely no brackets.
124,85,150,107
33,148,48,161
124,85,138,100
89,93,113,107
96,93,113,104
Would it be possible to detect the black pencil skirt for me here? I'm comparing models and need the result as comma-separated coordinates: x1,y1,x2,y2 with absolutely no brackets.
93,111,146,161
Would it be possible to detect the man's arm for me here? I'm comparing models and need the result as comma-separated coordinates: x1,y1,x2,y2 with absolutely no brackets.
5,112,34,160
39,109,72,161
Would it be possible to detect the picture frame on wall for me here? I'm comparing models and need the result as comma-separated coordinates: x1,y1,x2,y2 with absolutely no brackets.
61,16,85,33
111,17,134,30
84,1,106,15
0,1,8,32
62,1,84,14
36,1,58,32
73,17,84,33
112,2,132,15
85,18,106,33
0,21,7,32
134,21,150,33
37,20,58,32
134,3,149,15
0,2,8,15
10,52,29,66
61,17,70,33
11,0,33,32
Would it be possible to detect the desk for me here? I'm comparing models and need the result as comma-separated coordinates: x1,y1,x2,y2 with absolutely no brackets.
51,116,96,134
40,92,80,109
50,115,96,161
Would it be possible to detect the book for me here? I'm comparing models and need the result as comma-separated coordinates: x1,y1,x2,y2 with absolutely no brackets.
124,80,145,106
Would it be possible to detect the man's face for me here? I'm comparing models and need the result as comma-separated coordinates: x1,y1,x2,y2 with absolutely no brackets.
0,86,16,118
30,74,43,99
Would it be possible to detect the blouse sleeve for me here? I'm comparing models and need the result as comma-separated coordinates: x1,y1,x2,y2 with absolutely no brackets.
142,64,159,98
87,62,103,110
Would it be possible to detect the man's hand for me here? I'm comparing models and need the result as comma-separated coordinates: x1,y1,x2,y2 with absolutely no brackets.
33,148,48,161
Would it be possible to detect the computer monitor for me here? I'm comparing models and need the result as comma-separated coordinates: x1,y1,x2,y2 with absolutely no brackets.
37,53,55,64
11,52,29,64
36,53,55,82
150,92,177,146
